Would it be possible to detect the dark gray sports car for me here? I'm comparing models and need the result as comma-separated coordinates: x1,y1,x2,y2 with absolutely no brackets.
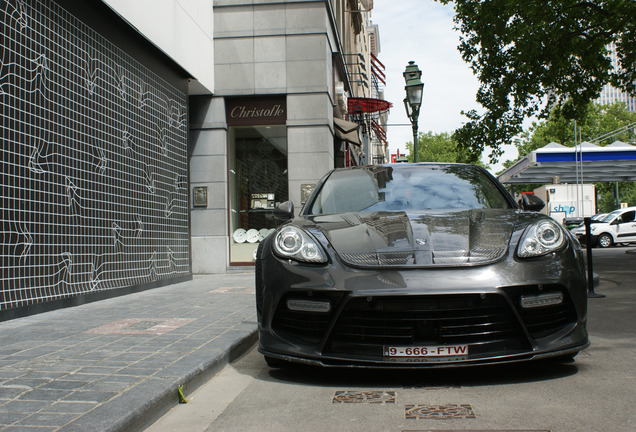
255,163,589,368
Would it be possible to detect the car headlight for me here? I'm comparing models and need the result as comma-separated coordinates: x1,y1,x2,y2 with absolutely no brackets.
518,219,566,258
273,226,327,263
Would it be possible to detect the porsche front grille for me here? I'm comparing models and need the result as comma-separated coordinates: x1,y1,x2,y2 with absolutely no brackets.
326,294,529,357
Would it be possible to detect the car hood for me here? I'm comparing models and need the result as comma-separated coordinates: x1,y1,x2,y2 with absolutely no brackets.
306,209,519,267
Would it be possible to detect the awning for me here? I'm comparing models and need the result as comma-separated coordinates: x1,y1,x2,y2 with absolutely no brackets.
334,117,361,146
498,141,636,184
347,97,393,114
371,119,387,146
371,53,386,86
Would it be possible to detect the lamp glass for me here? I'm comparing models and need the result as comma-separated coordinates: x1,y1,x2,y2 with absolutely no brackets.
405,83,423,108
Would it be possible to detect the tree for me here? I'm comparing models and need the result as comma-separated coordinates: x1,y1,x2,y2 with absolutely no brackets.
437,0,636,163
405,131,488,167
596,182,636,212
516,102,636,155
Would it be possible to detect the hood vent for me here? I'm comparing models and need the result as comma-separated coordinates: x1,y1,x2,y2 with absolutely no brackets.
340,247,506,268
340,251,415,266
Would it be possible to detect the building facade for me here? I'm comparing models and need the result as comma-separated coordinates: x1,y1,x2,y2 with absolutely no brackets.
190,0,389,272
1,0,388,318
0,0,213,319
597,43,636,112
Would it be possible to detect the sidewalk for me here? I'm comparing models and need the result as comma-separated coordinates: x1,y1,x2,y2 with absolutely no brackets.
0,273,257,432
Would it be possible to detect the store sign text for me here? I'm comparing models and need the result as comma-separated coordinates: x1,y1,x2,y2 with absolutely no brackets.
230,104,284,120
226,96,286,126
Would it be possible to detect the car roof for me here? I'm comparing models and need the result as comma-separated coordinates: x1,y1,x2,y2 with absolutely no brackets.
607,206,636,216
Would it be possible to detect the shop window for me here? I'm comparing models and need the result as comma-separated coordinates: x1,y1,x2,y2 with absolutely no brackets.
229,126,288,263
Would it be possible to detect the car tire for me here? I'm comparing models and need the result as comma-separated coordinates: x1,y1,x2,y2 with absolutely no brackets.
598,234,613,248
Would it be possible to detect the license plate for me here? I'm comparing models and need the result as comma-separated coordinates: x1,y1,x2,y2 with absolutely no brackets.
383,345,469,357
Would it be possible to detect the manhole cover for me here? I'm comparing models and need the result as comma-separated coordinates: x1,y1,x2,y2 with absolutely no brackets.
405,404,476,419
333,390,396,404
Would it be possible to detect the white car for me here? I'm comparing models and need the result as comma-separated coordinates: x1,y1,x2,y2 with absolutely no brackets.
573,207,636,248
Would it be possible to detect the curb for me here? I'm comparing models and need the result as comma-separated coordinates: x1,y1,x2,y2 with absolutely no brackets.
128,329,259,432
58,329,258,432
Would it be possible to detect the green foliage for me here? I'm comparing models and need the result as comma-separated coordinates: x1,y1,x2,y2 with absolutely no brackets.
596,182,636,212
516,102,636,156
404,130,488,167
178,385,187,404
436,0,636,163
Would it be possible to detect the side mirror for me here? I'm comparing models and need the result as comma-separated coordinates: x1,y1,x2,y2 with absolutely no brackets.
519,194,545,212
273,201,294,220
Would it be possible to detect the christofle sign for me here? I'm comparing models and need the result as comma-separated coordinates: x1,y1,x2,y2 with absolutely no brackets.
226,96,286,126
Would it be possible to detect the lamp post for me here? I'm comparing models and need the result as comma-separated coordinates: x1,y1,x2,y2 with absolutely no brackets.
403,61,424,162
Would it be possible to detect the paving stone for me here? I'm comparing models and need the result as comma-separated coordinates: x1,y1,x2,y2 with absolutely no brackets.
40,381,87,391
2,426,57,432
17,389,71,402
0,411,31,425
98,375,142,384
79,381,131,393
0,399,52,413
15,412,80,427
62,390,118,403
3,378,51,389
41,401,97,414
0,386,28,399
58,374,103,383
0,274,257,432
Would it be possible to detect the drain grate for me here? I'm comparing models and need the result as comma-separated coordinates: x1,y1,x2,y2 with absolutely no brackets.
333,390,396,404
405,404,476,420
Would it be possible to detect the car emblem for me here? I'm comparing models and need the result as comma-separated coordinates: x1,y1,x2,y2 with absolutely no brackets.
416,239,426,246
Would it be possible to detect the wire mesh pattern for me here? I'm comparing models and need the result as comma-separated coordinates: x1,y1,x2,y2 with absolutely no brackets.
1,0,190,310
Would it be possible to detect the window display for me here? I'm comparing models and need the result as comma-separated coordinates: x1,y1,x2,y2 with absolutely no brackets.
229,125,288,263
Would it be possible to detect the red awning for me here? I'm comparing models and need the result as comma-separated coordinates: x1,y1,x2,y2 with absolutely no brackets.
371,120,387,146
347,97,393,114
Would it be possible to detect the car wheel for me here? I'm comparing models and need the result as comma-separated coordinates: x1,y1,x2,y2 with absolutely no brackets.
598,234,613,248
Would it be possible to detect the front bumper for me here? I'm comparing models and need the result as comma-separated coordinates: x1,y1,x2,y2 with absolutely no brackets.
256,242,589,368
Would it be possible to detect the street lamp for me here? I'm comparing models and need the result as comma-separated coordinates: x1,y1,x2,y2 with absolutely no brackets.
403,61,424,162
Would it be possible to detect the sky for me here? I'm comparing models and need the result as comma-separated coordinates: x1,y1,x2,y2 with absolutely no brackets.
370,1,518,172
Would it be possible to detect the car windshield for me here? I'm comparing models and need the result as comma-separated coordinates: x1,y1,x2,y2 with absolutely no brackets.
605,210,621,223
306,164,513,215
